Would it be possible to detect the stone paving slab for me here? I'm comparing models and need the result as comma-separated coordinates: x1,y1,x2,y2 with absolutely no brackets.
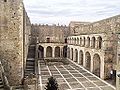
77,77,88,82
93,81,107,86
38,60,116,90
66,78,77,82
82,81,96,87
69,82,83,88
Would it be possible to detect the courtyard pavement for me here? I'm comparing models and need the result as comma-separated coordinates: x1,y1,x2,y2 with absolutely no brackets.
38,60,116,90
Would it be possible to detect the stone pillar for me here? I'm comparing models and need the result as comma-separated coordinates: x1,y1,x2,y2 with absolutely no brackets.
100,58,104,79
95,37,98,49
90,55,93,72
52,46,55,58
44,47,46,58
78,50,80,64
61,47,63,58
60,46,63,57
73,49,76,62
70,48,72,59
90,39,92,48
83,52,86,67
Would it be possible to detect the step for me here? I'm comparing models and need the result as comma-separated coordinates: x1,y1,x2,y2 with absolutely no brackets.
0,85,4,89
0,81,3,85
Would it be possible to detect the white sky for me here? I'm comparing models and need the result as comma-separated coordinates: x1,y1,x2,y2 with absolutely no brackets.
23,0,120,25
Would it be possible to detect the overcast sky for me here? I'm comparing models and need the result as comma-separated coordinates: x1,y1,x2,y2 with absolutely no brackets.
23,0,120,25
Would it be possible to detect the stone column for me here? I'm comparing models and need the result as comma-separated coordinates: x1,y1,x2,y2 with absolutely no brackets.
100,58,104,79
78,50,80,64
90,55,93,72
61,47,63,58
60,46,62,57
69,48,72,59
90,39,92,48
73,49,76,61
44,47,46,58
52,46,55,58
83,52,86,67
95,37,98,49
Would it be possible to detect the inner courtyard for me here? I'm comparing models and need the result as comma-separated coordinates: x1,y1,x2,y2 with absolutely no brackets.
1,0,120,90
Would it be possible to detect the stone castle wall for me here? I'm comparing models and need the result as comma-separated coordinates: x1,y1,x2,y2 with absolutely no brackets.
70,15,120,35
0,0,31,86
32,24,69,43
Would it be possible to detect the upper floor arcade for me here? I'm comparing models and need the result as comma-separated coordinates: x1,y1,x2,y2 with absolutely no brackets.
67,34,106,50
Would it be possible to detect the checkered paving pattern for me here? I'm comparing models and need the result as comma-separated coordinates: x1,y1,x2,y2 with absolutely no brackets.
38,60,116,90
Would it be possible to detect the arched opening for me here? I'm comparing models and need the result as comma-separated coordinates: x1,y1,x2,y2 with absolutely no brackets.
80,37,82,46
67,38,69,44
87,37,90,47
4,0,7,2
93,54,101,77
77,38,79,45
38,45,44,58
46,38,50,43
79,50,83,65
75,49,78,62
97,36,102,49
72,38,74,44
85,52,91,71
92,37,96,48
46,46,52,57
83,37,85,46
67,47,70,58
65,38,67,43
55,46,60,57
71,48,73,60
70,38,72,44
74,38,77,44
63,46,67,58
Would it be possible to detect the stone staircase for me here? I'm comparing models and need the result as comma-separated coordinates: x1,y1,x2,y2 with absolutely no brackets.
25,45,36,77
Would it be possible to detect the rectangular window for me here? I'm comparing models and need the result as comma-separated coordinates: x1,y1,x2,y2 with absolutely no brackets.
4,0,7,2
47,38,50,43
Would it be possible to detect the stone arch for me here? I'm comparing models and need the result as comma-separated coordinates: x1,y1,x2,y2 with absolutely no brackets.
97,36,102,49
75,49,78,62
87,37,90,47
92,37,96,48
93,54,101,77
71,48,73,60
67,47,70,58
79,50,83,65
55,46,60,57
85,52,91,70
63,46,67,58
46,46,52,57
38,45,44,58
